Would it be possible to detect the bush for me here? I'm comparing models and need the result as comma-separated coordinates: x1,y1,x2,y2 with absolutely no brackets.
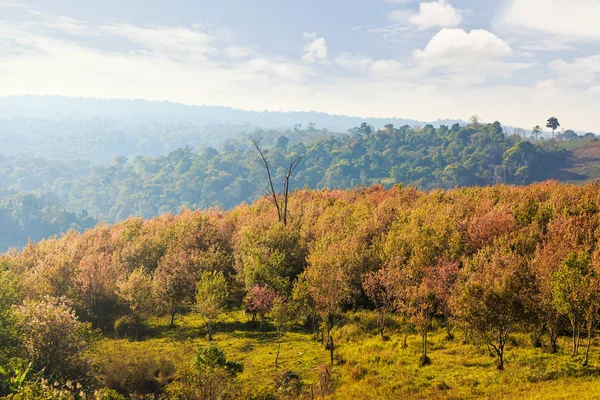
316,364,333,397
99,352,175,396
113,315,145,340
15,297,92,381
7,378,86,399
349,364,367,381
93,388,128,400
273,370,302,398
165,344,242,400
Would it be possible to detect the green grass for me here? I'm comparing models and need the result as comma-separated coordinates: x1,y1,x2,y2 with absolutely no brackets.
89,311,600,399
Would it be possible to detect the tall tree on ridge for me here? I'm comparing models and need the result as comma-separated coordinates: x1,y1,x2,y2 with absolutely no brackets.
546,117,560,143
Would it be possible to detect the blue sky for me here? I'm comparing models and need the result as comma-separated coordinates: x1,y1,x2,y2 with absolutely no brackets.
0,0,599,131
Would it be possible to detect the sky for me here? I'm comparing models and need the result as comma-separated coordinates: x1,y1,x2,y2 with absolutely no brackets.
0,0,599,131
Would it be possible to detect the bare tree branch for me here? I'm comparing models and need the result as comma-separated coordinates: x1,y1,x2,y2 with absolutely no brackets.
251,136,304,226
251,136,282,223
283,155,305,226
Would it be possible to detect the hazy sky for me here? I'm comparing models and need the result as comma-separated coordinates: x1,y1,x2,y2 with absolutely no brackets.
0,0,599,131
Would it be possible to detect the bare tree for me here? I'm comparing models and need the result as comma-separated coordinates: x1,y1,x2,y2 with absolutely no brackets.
251,136,304,226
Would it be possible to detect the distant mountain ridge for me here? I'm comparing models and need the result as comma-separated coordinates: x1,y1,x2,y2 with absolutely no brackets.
0,95,465,131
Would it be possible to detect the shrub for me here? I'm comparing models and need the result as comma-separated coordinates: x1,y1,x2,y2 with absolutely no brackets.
316,364,333,397
165,344,242,400
349,364,367,381
99,352,175,396
93,388,128,400
273,370,302,398
113,315,145,340
15,297,91,381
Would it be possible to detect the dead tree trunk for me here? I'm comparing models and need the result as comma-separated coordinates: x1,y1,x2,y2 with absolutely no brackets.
251,137,303,227
251,137,282,222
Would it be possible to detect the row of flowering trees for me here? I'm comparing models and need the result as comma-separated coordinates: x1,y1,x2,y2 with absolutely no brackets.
2,181,600,393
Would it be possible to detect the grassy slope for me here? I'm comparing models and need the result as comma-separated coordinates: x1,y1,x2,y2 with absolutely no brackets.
91,311,600,399
558,140,600,183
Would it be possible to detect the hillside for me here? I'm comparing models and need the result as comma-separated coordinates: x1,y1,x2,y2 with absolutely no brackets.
0,95,463,130
0,121,571,252
558,140,600,183
3,183,600,398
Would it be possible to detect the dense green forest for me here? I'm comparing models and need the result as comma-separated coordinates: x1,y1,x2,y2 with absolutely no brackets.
0,120,573,252
0,191,96,252
3,183,600,398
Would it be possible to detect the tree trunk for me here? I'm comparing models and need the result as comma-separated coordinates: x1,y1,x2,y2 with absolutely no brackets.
496,332,505,371
497,348,504,370
207,322,213,341
548,328,558,354
583,324,592,367
486,342,494,357
259,317,264,337
275,333,282,367
445,320,454,340
169,308,176,328
572,322,580,356
403,334,408,349
419,332,431,365
328,335,334,365
379,311,385,339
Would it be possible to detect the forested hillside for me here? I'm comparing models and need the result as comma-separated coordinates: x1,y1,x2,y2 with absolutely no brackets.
0,191,96,252
3,183,600,398
0,121,571,252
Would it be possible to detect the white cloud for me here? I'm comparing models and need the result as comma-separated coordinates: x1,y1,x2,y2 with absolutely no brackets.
302,32,327,63
387,10,413,24
534,79,559,98
100,24,217,61
414,29,512,65
40,16,90,36
303,32,317,40
497,0,600,42
335,54,407,79
370,59,405,77
551,55,600,76
335,53,374,72
539,55,600,92
413,29,532,86
224,46,254,58
0,3,599,132
409,0,462,29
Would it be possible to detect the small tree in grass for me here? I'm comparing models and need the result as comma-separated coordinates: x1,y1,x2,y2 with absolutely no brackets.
196,271,229,341
453,247,536,370
292,278,320,341
244,285,276,335
551,251,600,364
362,268,396,339
271,297,299,366
117,267,155,316
153,251,196,328
304,263,350,365
387,265,440,366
